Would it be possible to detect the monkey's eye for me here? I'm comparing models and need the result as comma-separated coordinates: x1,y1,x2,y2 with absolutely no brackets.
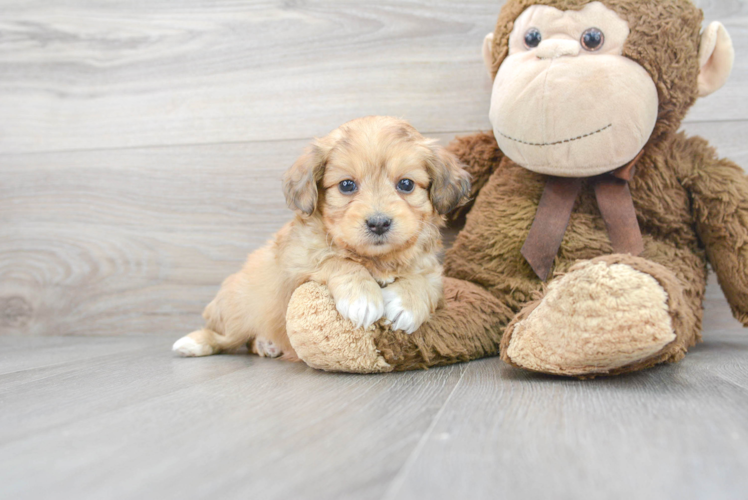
339,179,357,194
397,179,415,193
581,28,604,51
524,28,542,49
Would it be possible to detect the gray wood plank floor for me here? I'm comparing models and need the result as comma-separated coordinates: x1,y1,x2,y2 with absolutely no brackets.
1,323,747,500
2,0,748,498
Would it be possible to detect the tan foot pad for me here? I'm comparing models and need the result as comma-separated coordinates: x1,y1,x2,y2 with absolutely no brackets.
504,260,676,376
286,282,392,373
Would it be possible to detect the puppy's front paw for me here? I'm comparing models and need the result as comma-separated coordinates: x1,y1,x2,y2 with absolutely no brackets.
382,287,425,334
333,280,384,329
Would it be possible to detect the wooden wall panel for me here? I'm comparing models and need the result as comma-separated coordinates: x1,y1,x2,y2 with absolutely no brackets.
0,0,745,153
1,0,747,336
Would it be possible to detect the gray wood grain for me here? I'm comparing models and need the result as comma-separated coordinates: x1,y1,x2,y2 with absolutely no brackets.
387,354,748,500
0,139,297,336
1,0,747,336
0,0,746,154
0,335,467,500
1,328,747,500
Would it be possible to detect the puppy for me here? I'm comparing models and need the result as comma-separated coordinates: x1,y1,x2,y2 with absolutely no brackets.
173,116,470,360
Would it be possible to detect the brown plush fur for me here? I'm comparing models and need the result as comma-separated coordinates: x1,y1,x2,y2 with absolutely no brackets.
373,278,512,370
285,0,747,376
433,0,745,375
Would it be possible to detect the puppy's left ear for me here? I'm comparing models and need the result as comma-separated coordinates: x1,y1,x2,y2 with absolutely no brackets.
427,144,471,215
282,141,328,216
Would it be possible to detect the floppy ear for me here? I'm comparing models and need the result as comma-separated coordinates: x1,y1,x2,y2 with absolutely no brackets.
697,21,734,97
282,142,328,216
427,144,471,215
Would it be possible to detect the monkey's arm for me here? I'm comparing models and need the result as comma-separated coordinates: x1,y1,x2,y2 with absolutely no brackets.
445,132,504,222
679,135,748,326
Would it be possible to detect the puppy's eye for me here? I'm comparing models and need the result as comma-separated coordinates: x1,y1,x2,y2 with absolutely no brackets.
338,179,357,194
397,179,415,193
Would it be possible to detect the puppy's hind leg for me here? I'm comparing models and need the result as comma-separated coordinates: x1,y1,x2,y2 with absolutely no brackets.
174,242,290,358
248,312,298,360
173,276,255,357
249,337,283,358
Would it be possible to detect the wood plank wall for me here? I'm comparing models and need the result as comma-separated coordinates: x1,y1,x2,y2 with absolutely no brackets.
1,0,747,336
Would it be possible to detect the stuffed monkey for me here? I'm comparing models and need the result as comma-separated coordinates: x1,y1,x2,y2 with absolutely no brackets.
285,0,745,377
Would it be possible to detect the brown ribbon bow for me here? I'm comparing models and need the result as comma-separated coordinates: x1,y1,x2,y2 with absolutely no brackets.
521,151,645,281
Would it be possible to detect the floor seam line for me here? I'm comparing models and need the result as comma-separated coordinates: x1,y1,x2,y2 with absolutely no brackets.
709,370,748,394
0,345,159,379
1,117,743,157
380,365,467,500
0,129,481,157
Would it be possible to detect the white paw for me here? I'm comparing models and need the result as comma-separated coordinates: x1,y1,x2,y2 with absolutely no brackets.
336,295,384,329
254,338,282,358
382,288,421,334
172,336,213,357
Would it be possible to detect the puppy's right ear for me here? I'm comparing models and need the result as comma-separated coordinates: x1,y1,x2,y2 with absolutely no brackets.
282,142,328,216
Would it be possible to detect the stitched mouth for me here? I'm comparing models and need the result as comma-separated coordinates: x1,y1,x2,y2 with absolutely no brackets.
496,123,612,147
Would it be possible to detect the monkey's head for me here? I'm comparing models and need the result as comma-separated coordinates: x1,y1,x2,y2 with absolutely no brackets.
483,0,734,177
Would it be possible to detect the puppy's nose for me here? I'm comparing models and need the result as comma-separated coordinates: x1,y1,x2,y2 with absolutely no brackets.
366,215,392,235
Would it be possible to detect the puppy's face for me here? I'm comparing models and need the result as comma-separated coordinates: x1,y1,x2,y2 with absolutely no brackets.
283,117,470,258
321,132,435,257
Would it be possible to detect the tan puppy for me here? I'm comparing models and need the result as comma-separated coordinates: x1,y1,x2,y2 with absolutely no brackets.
172,116,470,360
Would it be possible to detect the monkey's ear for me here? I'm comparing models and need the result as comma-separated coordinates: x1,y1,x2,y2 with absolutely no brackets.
427,145,472,215
697,21,734,97
282,142,328,216
482,32,495,77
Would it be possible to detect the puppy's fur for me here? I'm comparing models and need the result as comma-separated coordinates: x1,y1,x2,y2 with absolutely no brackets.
173,116,470,360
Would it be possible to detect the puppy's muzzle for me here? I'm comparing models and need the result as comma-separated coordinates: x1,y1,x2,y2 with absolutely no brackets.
366,214,392,236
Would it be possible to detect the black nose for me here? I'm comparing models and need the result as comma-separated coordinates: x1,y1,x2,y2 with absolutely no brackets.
366,215,392,236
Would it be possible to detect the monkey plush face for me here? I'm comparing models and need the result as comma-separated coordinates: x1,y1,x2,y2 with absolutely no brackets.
483,0,735,178
489,2,657,176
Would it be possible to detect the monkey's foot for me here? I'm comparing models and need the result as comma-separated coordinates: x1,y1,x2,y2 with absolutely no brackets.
286,282,392,373
501,254,687,377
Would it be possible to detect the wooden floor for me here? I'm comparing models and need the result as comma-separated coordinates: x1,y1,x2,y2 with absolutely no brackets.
2,315,748,500
2,0,748,498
